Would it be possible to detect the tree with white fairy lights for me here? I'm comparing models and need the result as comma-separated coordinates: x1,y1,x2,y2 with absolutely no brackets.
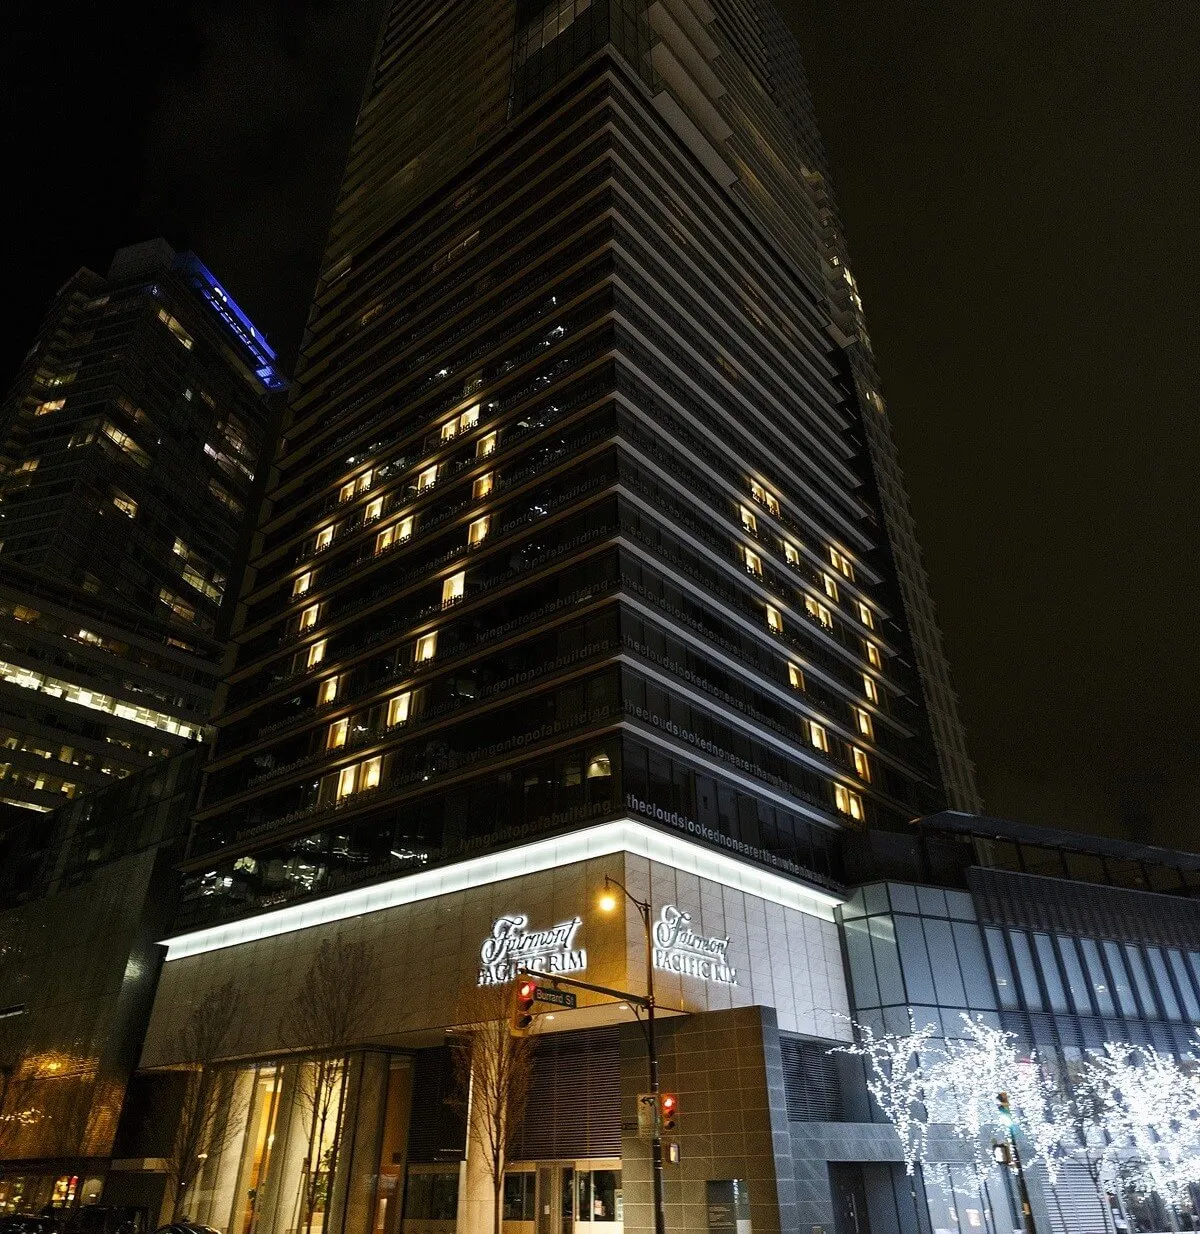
837,1013,1067,1187
839,1016,1200,1227
1074,1039,1200,1211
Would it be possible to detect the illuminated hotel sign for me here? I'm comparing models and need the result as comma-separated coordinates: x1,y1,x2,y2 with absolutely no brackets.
653,905,738,986
478,914,587,985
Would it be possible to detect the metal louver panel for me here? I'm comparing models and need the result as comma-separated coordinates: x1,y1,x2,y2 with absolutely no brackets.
511,1026,621,1160
780,1034,843,1122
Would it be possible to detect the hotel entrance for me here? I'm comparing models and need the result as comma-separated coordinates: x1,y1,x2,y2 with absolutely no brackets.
503,1161,622,1234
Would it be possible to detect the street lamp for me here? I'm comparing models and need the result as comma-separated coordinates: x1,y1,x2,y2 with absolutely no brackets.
599,875,666,1234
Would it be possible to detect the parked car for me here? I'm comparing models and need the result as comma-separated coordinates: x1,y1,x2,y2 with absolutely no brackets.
0,1216,62,1234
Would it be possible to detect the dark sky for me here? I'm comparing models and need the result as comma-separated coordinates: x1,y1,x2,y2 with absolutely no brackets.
3,1,1198,846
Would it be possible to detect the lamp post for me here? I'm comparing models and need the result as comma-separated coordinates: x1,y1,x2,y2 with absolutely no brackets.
599,876,666,1234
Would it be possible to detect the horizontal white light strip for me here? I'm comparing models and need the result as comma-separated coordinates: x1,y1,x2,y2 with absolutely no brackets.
161,818,842,960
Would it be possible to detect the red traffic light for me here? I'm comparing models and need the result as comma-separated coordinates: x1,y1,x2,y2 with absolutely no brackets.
511,980,537,1035
661,1093,678,1130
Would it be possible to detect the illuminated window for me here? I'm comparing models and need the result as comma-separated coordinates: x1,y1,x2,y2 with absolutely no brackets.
856,601,874,629
474,473,494,499
361,756,382,790
387,692,411,727
100,421,149,466
307,640,327,668
442,405,479,440
294,572,313,598
829,547,856,580
855,708,874,739
442,571,465,605
365,497,384,522
478,431,498,457
468,516,490,546
823,574,839,602
316,526,335,551
339,482,356,502
835,784,865,821
376,526,394,554
788,663,804,690
111,492,137,518
15,458,39,472
159,588,197,623
853,747,871,782
35,399,65,416
750,480,780,515
415,631,437,662
863,674,879,704
810,722,829,753
866,641,882,669
318,678,338,705
587,752,612,779
805,596,833,629
740,506,757,534
765,605,783,634
742,547,762,578
337,765,358,799
327,719,348,750
417,465,438,491
299,605,319,632
157,308,194,349
784,541,800,566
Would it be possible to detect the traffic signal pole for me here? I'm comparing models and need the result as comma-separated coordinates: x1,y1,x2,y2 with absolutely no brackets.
606,876,667,1234
997,1092,1037,1234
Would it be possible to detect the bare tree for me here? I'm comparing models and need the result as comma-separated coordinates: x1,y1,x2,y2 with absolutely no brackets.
448,983,536,1234
167,978,246,1220
280,933,379,1234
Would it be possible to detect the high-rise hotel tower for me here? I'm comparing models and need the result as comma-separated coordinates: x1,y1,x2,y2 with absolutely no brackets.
179,0,977,927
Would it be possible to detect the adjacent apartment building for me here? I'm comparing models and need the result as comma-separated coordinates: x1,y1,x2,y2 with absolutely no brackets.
0,240,281,814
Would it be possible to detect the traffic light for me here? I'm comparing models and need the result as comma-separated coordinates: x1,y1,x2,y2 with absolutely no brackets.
511,980,537,1035
661,1093,678,1132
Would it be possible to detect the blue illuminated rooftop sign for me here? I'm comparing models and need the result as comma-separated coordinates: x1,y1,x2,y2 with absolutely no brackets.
174,253,288,391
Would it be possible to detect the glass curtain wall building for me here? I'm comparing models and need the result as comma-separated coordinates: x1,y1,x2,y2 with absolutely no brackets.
181,0,977,927
0,240,281,813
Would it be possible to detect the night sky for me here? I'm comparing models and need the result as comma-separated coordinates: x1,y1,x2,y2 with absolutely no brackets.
3,1,1197,847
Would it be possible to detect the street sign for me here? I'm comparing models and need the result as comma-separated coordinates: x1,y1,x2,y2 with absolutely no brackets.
637,1092,658,1139
534,985,577,1009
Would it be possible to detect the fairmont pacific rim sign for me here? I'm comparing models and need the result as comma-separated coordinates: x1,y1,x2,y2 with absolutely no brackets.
477,914,587,985
653,905,738,986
